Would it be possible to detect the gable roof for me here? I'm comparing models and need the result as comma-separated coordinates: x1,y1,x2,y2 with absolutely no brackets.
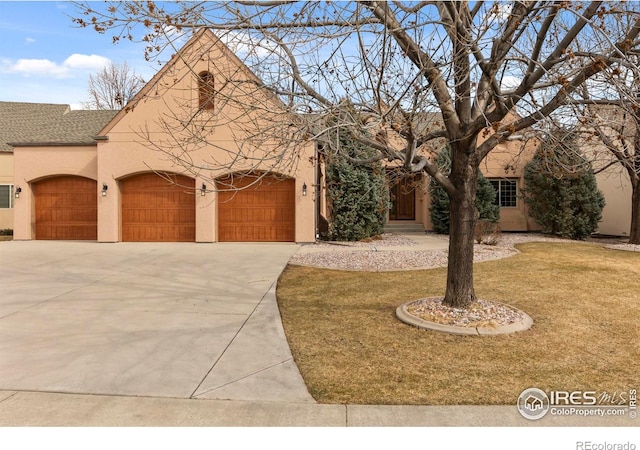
97,28,285,136
0,101,117,151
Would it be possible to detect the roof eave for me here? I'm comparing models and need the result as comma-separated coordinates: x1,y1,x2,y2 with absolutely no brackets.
8,142,98,148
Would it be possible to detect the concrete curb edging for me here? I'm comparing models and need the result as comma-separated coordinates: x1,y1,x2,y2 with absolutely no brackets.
396,301,534,336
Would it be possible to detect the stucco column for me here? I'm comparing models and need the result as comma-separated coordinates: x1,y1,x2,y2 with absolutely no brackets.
196,177,215,242
12,183,33,240
97,177,119,242
295,177,315,243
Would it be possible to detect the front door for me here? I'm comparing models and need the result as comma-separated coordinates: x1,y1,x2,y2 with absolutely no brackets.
389,177,416,220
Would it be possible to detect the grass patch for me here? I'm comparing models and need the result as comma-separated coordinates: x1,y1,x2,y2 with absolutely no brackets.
276,242,639,405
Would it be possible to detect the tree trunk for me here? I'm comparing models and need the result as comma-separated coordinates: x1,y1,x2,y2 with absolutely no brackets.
629,180,640,245
442,143,479,309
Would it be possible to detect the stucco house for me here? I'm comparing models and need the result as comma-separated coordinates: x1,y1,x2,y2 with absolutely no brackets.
1,29,631,241
9,29,316,243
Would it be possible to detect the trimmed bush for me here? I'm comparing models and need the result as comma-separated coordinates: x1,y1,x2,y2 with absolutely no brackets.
324,125,389,241
522,130,605,240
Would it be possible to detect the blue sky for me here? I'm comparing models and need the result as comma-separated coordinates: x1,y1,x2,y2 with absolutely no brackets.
0,1,156,109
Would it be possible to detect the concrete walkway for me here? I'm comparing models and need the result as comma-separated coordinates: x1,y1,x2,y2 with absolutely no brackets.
0,391,632,426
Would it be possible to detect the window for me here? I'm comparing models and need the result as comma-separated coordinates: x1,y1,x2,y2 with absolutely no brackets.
0,184,13,209
489,179,517,208
198,71,215,110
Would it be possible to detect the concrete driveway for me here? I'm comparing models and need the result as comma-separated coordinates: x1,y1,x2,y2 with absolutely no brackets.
0,241,314,403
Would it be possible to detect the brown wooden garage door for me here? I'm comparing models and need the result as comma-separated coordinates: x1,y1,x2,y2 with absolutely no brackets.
217,174,295,242
34,176,98,240
121,173,195,242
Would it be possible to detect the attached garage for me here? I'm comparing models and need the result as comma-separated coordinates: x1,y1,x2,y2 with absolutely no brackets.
121,173,196,242
33,176,98,240
217,174,295,242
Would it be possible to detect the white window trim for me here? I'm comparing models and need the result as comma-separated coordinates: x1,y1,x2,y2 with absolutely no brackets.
490,179,518,208
0,184,14,209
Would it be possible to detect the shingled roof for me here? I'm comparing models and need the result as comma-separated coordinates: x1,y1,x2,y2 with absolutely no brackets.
0,101,118,152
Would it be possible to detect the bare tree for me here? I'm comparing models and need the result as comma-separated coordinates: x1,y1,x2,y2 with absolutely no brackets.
84,61,145,110
73,1,640,308
572,72,640,244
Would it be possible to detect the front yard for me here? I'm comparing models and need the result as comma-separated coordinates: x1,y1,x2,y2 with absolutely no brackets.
276,242,639,405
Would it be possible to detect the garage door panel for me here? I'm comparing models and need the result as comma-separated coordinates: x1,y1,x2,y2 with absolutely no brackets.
217,175,295,242
121,173,195,242
34,176,98,240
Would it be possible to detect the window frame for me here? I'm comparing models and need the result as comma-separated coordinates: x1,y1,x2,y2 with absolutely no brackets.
197,71,215,111
0,184,14,209
489,178,518,208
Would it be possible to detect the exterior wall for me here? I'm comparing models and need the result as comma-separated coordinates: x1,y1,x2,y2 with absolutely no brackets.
12,145,98,240
0,152,13,230
579,106,633,237
481,138,542,232
595,167,633,236
415,177,431,229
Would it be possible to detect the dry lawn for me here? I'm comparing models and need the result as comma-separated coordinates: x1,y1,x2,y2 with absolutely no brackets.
276,242,640,405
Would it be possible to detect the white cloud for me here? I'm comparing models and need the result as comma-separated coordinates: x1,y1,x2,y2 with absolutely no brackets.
63,53,110,70
1,53,111,78
7,58,68,77
25,37,35,45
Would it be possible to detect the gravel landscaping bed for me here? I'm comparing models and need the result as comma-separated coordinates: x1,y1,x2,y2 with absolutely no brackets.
290,246,518,271
406,297,525,328
291,248,450,271
604,243,640,252
291,232,639,271
309,233,419,248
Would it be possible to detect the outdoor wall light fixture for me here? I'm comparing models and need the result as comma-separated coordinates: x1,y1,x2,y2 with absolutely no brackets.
302,182,307,196
201,183,207,196
14,186,21,198
102,183,108,197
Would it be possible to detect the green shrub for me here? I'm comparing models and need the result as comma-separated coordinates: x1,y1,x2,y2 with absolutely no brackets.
522,130,605,240
324,120,388,241
429,147,500,234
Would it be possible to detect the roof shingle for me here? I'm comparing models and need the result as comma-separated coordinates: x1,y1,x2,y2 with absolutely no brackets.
0,101,117,152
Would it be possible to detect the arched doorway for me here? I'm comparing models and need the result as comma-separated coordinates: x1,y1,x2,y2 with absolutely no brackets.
33,175,97,240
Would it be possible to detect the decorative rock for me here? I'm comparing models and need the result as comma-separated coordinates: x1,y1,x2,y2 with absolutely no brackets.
396,297,533,336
